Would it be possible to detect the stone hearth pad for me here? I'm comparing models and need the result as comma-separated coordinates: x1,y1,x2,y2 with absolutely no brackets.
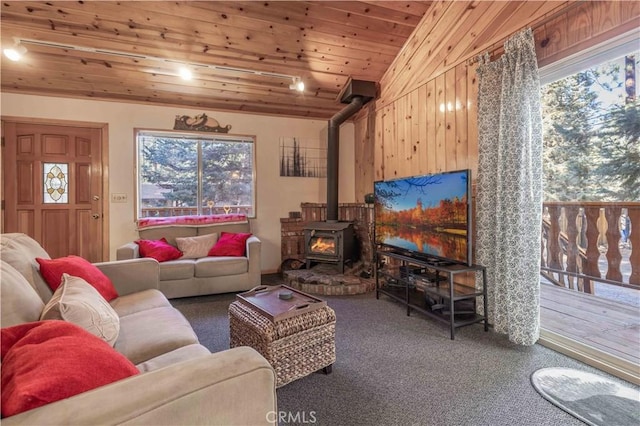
283,264,375,296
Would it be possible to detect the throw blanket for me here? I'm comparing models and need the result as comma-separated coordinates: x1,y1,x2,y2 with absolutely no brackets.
137,214,247,230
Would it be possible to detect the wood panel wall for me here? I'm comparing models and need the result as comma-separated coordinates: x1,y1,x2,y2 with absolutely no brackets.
354,0,639,201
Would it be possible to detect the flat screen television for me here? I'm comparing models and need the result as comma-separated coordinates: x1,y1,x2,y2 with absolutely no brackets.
374,169,472,266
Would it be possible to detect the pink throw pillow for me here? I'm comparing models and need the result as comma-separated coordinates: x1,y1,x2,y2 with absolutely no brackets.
208,232,252,257
135,238,182,262
36,255,118,302
1,321,139,417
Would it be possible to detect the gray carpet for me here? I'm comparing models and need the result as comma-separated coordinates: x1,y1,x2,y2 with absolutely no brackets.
172,277,639,426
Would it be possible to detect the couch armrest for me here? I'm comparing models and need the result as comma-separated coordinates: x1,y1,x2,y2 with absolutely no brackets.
247,235,262,287
95,258,160,296
116,242,140,260
2,347,277,426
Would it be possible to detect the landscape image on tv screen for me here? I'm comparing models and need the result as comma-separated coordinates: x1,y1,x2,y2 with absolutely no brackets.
374,169,471,265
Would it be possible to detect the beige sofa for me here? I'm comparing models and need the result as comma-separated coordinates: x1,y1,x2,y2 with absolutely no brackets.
1,233,276,425
117,219,261,299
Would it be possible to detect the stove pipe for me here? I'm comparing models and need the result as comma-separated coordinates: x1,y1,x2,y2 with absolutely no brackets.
327,79,376,222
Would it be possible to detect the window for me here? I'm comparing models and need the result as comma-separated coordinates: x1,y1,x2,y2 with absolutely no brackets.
540,32,639,202
136,130,255,218
43,163,68,203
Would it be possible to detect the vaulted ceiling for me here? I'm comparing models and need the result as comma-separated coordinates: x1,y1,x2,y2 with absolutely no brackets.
1,1,432,119
1,2,570,120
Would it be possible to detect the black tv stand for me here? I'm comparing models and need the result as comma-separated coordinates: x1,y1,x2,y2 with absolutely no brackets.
375,247,488,340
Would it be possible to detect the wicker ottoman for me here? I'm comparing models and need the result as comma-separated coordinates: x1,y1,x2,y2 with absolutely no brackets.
229,300,336,388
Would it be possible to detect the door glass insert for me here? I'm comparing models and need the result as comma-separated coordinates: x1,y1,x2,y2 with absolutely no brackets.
43,163,69,203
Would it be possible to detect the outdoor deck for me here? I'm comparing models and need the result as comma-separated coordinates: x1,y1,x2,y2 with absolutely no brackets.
540,283,639,375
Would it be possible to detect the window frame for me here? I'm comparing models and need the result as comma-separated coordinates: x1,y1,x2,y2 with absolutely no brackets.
539,29,638,85
134,129,257,220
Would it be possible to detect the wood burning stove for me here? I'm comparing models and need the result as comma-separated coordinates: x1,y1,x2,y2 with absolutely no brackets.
301,80,374,274
304,222,355,273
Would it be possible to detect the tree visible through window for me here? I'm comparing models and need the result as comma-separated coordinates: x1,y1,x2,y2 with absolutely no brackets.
542,51,639,201
136,131,255,218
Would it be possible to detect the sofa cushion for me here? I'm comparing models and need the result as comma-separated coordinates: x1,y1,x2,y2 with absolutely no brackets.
36,255,119,302
110,289,171,317
176,233,219,259
195,257,248,278
0,260,45,327
1,320,139,418
138,226,197,246
40,274,120,346
0,233,53,301
208,232,252,257
159,260,195,281
114,307,199,365
135,238,183,262
136,344,210,373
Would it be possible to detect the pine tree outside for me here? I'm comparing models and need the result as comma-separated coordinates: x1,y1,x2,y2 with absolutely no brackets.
542,51,639,202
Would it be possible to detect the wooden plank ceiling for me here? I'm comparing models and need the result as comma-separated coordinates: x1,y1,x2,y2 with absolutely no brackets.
1,1,573,120
1,1,432,119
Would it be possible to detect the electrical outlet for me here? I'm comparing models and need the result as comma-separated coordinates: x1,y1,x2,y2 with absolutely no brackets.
111,193,127,203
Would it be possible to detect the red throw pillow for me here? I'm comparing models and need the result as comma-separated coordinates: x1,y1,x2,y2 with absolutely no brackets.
1,320,139,417
36,256,118,302
135,238,182,262
208,232,252,257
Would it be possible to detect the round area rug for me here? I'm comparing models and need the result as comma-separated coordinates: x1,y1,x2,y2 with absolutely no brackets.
531,367,640,426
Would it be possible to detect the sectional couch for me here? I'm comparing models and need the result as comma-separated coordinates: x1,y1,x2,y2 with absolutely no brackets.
0,233,276,425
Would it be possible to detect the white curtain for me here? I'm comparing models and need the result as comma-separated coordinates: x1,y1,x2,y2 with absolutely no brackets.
476,28,543,346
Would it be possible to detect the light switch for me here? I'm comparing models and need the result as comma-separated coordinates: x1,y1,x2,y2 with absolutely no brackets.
111,193,127,203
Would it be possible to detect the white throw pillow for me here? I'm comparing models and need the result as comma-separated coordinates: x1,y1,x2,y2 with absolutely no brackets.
40,273,120,346
175,233,219,259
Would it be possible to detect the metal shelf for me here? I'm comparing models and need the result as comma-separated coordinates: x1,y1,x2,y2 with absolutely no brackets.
375,249,489,340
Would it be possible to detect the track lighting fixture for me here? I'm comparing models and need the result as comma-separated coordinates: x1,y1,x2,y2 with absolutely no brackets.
178,67,193,81
3,37,305,90
3,39,27,61
289,77,305,92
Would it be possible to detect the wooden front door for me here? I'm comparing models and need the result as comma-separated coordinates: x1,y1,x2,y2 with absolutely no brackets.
3,121,105,261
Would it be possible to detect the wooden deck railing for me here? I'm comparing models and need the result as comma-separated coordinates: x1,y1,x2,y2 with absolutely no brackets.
541,201,639,293
141,205,252,217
